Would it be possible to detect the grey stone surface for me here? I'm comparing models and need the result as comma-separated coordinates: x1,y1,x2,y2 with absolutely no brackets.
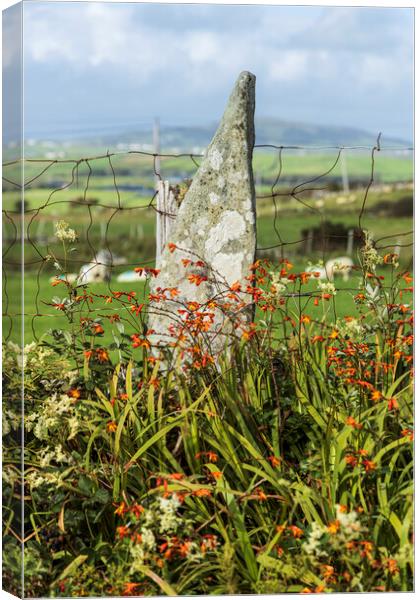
148,71,256,354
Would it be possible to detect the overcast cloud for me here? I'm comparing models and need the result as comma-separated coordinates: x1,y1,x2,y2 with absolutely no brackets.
18,1,413,141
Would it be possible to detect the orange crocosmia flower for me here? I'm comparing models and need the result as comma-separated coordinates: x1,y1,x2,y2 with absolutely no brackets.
315,585,326,593
188,273,208,286
168,242,177,253
346,416,363,430
131,334,151,350
122,582,141,596
130,303,144,316
168,288,180,298
84,350,93,360
168,473,184,481
96,348,109,363
289,525,304,538
321,293,332,300
321,565,335,582
230,281,242,292
107,421,118,433
131,503,144,518
362,459,376,472
268,455,281,467
387,397,399,411
211,471,223,480
384,558,400,575
401,428,414,441
67,388,81,399
193,488,211,498
329,330,339,339
300,314,311,324
327,520,340,534
358,449,369,457
276,546,284,557
345,454,358,468
114,501,128,516
92,323,104,334
256,488,267,501
206,451,218,463
301,588,313,594
371,389,382,402
276,525,286,534
187,302,200,312
402,272,413,284
116,525,130,539
383,253,397,264
51,278,62,287
311,335,325,343
241,330,252,341
313,297,320,307
149,377,159,389
52,303,66,311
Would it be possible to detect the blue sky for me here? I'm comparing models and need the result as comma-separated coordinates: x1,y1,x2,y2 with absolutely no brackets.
5,1,414,141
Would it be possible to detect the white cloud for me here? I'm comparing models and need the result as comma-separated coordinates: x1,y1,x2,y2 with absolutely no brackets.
23,3,412,92
21,2,413,140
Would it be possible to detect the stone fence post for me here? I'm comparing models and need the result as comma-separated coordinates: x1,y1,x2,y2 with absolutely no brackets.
149,71,257,358
155,180,178,267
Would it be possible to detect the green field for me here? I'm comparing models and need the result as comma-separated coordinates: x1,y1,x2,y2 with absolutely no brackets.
2,147,413,344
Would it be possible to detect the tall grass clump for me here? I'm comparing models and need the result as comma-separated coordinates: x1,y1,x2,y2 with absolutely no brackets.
2,227,413,596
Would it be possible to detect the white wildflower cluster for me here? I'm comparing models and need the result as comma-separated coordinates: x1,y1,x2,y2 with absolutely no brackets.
2,465,20,486
337,317,364,339
25,393,80,441
129,526,157,574
183,540,202,563
335,505,363,538
129,543,146,572
67,415,80,440
361,231,382,272
318,281,337,296
269,271,291,295
55,220,77,242
2,409,20,436
303,505,365,558
38,444,72,467
302,521,327,557
25,470,64,490
158,495,182,533
141,527,157,550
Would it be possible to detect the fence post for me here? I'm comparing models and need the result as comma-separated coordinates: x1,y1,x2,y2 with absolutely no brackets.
156,180,178,266
347,228,354,255
305,231,313,255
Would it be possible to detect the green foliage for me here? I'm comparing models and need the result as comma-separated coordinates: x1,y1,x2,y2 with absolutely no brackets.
2,242,413,596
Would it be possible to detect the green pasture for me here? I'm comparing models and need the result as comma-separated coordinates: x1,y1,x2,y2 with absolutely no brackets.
3,149,413,198
2,148,413,344
3,257,412,345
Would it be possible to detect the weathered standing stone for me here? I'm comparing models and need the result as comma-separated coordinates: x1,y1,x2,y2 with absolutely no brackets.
149,71,256,355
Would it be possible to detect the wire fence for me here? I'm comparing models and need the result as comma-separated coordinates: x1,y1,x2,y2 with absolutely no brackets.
2,138,414,343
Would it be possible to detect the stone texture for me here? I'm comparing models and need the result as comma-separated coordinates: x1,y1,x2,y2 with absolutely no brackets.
149,71,256,354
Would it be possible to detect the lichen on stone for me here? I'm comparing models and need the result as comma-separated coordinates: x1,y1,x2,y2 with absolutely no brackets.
148,71,257,357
